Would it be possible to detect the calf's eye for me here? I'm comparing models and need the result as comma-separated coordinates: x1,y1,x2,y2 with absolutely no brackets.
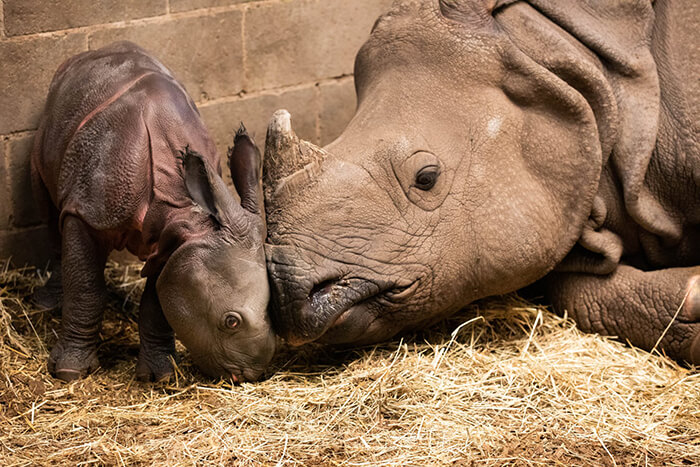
225,313,241,329
414,166,440,191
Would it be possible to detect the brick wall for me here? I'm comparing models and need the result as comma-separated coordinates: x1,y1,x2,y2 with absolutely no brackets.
0,0,393,266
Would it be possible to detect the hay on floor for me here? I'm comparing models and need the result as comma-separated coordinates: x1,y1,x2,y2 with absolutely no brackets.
1,260,699,465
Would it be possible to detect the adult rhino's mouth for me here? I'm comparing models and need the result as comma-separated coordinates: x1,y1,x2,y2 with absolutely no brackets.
281,276,419,346
266,243,424,346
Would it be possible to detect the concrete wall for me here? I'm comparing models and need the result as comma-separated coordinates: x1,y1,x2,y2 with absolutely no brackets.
0,0,393,266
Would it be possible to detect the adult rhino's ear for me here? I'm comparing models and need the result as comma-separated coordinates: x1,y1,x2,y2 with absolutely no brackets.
433,0,640,287
180,146,244,228
228,123,263,215
490,1,661,272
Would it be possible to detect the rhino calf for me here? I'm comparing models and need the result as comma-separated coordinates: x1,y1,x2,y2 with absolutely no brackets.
31,41,275,382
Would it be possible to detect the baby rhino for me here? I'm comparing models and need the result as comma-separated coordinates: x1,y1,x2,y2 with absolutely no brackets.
31,41,275,382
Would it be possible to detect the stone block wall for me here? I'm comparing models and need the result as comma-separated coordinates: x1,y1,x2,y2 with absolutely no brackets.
0,0,393,266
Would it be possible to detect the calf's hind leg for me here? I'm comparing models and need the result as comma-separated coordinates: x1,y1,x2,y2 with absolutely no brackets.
544,265,700,364
48,216,107,381
31,169,63,310
135,276,176,382
32,204,63,310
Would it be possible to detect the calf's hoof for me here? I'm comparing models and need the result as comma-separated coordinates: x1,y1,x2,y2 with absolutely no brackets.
135,350,175,383
48,341,100,381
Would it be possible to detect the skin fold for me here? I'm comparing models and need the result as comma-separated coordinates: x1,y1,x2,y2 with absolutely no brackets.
263,0,700,364
31,41,275,382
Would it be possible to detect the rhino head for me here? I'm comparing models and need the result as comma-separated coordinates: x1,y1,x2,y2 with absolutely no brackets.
154,126,275,381
264,0,610,346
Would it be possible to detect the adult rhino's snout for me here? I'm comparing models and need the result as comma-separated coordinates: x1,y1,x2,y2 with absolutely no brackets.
265,244,336,345
266,244,410,346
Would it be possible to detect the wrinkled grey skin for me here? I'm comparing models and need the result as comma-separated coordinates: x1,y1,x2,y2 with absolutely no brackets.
32,42,274,382
264,0,700,364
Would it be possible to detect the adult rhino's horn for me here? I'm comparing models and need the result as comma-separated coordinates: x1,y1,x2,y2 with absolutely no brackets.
263,109,328,202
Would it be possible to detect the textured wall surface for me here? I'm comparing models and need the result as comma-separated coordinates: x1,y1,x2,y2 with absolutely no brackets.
0,0,393,266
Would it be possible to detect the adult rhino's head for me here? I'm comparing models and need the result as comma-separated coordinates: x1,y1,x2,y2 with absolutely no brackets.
153,126,275,381
265,0,616,346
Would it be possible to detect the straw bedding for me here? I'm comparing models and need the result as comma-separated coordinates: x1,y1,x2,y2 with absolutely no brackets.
1,259,699,465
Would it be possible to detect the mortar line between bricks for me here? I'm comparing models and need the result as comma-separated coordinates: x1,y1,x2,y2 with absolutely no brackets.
3,1,262,41
165,0,171,14
0,225,50,235
314,84,322,146
241,4,248,91
1,130,36,141
197,75,355,109
0,0,5,39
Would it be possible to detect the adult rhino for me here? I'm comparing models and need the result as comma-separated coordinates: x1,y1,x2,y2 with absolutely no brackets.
264,0,699,363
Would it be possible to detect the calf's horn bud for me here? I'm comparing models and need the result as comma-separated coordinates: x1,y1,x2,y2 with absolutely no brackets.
263,109,327,203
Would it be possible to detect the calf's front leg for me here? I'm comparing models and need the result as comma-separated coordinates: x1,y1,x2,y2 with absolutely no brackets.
48,216,107,381
135,276,176,382
544,265,700,364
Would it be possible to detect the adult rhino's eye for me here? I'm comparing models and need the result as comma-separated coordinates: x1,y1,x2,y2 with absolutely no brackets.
395,151,449,211
414,166,440,191
224,313,241,330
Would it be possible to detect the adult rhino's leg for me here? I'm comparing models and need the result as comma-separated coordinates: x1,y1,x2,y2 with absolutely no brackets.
135,276,175,382
48,215,108,381
544,265,700,364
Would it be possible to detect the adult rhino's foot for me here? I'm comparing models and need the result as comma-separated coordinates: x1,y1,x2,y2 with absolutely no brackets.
135,348,175,383
48,339,100,381
545,265,700,366
684,276,700,365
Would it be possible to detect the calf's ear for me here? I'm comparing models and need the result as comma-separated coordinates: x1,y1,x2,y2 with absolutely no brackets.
179,146,245,229
228,123,263,215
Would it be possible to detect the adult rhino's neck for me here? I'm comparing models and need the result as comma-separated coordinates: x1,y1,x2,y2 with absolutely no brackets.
650,0,698,173
558,1,699,274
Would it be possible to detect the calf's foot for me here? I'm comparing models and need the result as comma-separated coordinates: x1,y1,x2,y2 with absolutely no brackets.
135,276,176,382
32,265,63,311
135,349,176,383
48,339,100,381
685,276,700,363
50,215,108,381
